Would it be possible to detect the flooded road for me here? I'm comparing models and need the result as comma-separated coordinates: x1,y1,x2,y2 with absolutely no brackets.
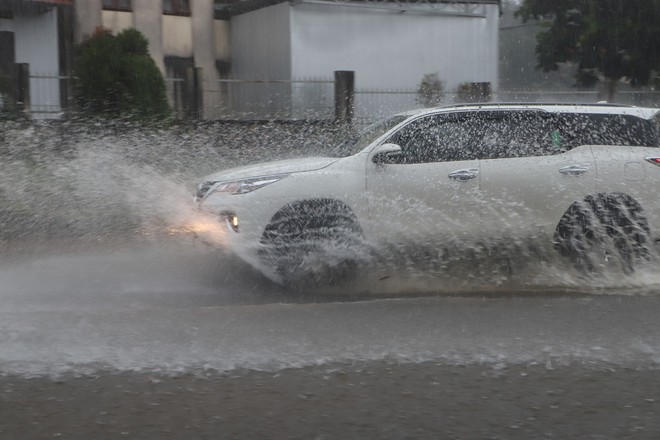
2,121,660,438
2,241,660,439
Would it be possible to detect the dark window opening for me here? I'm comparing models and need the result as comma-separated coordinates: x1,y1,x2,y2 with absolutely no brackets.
557,114,658,149
163,0,191,16
387,114,485,163
102,0,132,11
214,0,235,20
384,110,659,165
476,112,561,159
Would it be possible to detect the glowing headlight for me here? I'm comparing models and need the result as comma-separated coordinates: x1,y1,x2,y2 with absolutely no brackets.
207,174,289,197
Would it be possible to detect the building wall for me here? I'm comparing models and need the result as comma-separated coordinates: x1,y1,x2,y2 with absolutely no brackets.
213,20,230,62
191,0,223,118
74,0,102,43
0,9,61,118
162,15,193,58
101,10,133,35
230,3,292,117
231,3,292,80
132,0,164,72
289,3,499,91
231,2,498,120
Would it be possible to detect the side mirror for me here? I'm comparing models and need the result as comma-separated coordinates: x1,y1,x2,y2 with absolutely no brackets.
371,143,403,165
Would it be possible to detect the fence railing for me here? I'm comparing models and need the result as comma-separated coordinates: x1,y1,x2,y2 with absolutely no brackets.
166,76,336,121
0,64,75,120
3,63,660,126
28,73,76,119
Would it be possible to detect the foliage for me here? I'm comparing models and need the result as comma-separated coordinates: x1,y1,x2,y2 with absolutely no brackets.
516,0,660,90
75,27,169,119
456,82,492,103
416,73,444,107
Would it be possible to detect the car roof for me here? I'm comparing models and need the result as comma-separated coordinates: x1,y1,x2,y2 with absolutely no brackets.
400,103,660,120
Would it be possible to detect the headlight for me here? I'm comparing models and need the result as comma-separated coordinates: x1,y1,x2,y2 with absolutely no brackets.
196,173,289,200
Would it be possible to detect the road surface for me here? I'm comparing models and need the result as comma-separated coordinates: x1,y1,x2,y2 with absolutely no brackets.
1,241,660,439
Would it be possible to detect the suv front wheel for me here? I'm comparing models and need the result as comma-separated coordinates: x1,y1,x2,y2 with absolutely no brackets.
259,199,367,288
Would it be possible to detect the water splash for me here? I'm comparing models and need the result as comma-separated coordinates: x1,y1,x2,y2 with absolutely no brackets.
1,120,660,378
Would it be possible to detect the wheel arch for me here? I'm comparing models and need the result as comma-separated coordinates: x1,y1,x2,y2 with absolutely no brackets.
553,192,652,272
260,198,363,244
554,192,649,238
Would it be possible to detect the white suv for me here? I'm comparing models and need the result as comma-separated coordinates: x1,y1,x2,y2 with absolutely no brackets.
195,104,660,285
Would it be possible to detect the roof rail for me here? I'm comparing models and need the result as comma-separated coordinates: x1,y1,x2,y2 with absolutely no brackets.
438,102,639,109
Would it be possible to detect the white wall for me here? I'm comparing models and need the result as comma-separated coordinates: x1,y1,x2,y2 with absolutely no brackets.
231,2,498,120
231,3,292,80
3,9,61,118
101,10,134,35
230,3,292,116
162,14,193,57
133,0,164,73
190,0,214,118
74,0,102,43
290,3,499,91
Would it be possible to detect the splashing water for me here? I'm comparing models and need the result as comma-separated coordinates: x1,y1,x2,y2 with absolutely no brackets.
2,119,659,292
2,120,660,378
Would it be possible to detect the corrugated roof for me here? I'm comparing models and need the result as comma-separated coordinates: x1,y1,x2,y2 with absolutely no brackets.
32,0,72,4
218,0,499,18
0,0,72,13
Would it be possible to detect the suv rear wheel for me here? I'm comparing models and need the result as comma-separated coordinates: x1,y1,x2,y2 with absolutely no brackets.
554,193,651,274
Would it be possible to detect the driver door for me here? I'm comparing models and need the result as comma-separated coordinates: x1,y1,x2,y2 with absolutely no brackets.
365,114,484,244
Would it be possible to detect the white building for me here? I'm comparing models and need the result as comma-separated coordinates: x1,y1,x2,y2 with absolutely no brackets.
230,0,500,120
0,0,73,119
2,0,500,121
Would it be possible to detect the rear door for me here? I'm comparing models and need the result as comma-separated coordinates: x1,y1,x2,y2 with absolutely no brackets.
572,113,660,236
477,111,596,240
559,113,659,194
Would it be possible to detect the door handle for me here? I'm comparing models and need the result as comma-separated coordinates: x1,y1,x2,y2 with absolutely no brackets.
448,168,479,181
559,164,590,176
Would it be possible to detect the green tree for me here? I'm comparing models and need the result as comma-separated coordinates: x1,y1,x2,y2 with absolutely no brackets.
416,73,444,107
516,0,660,101
75,27,169,119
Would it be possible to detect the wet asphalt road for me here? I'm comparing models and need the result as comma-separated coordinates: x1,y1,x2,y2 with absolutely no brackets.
1,242,660,439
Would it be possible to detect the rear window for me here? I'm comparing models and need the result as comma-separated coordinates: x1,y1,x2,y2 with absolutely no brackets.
556,113,658,148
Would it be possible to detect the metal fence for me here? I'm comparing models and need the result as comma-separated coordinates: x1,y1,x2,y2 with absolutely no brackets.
172,77,336,121
0,66,74,120
28,73,75,119
4,69,660,125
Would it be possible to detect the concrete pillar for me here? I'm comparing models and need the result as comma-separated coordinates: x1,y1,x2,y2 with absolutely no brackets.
191,0,217,119
334,70,355,126
73,0,102,43
132,0,164,74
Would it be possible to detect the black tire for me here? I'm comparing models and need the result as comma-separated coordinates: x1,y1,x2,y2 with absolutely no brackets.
554,193,651,274
259,199,366,288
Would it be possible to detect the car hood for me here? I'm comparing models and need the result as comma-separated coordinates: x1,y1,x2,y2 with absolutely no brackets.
202,157,340,182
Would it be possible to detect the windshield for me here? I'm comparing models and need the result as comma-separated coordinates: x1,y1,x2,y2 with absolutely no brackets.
332,115,408,157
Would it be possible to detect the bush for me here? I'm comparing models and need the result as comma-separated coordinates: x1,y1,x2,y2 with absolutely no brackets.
416,73,444,107
456,82,492,103
75,27,169,119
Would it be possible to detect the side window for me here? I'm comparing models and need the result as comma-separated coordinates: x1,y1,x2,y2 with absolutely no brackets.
387,115,480,163
477,113,563,159
557,113,657,148
103,0,131,10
